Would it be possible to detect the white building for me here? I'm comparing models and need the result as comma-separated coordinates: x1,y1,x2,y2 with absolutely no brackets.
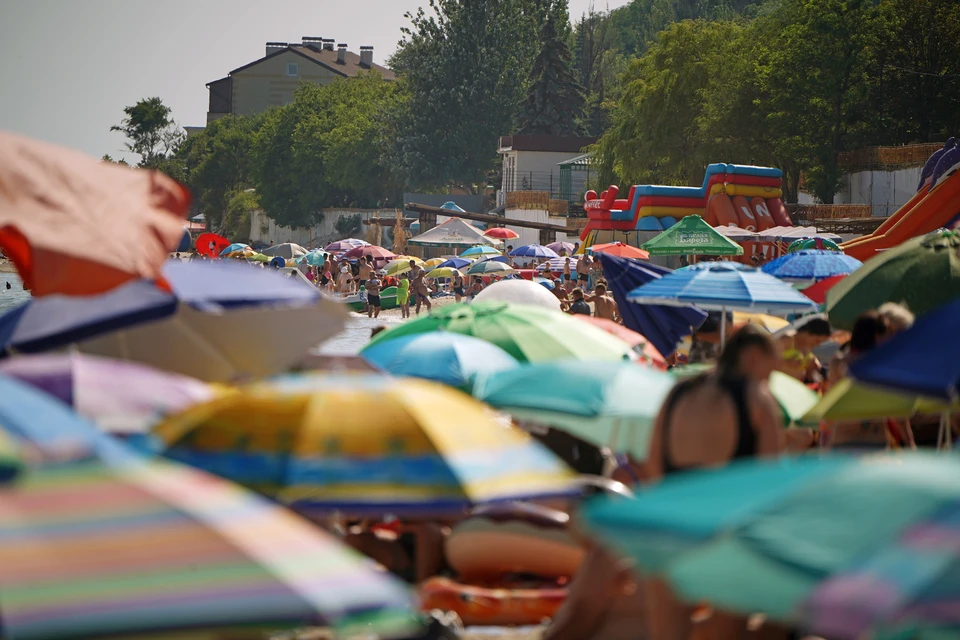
498,135,596,206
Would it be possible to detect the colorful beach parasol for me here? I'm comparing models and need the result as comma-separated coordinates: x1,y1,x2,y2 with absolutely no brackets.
800,274,846,305
761,250,862,282
297,249,328,266
787,237,842,252
588,242,651,260
473,279,561,311
641,216,743,256
802,377,950,423
0,131,190,296
342,245,396,264
385,256,423,276
423,258,446,268
733,311,792,333
367,301,636,363
425,267,460,279
261,242,307,259
154,374,578,516
546,241,575,255
325,238,369,252
218,242,250,258
484,227,520,240
196,232,231,258
473,360,675,462
460,245,502,258
509,244,560,259
573,316,667,369
465,261,516,276
437,257,473,270
360,332,519,390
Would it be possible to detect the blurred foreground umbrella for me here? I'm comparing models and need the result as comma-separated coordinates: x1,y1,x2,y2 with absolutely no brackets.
154,374,577,517
573,315,667,369
473,360,675,461
176,228,191,253
0,454,417,639
473,279,560,310
0,260,348,381
584,453,960,640
195,232,230,258
361,332,518,390
0,353,217,436
827,231,960,330
597,254,706,358
733,311,791,333
367,301,635,363
803,377,951,423
0,131,190,296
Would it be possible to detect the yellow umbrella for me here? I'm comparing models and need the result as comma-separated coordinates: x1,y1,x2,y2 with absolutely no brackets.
424,258,445,268
385,256,423,276
153,374,577,517
733,312,790,333
802,378,952,423
425,267,459,279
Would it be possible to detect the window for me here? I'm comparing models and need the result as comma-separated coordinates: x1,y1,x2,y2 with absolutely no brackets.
286,62,298,77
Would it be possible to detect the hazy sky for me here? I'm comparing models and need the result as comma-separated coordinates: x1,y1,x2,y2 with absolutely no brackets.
0,0,628,161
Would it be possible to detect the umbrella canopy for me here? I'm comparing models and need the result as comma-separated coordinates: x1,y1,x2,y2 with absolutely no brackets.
196,232,231,258
473,360,676,461
761,250,862,282
0,453,417,639
509,244,560,259
269,256,287,269
802,377,950,423
540,256,577,273
0,131,191,296
425,267,459,279
438,257,473,270
713,225,758,242
360,332,519,390
385,256,424,276
484,227,520,240
218,242,250,257
154,374,577,516
297,249,328,266
460,245,502,258
342,245,396,263
597,254,707,358
628,262,819,315
176,228,191,253
733,311,792,333
367,301,636,363
589,242,650,260
534,276,556,290
546,241,575,254
473,279,561,311
423,258,446,268
408,218,492,247
848,297,960,400
584,453,960,639
801,274,847,305
641,216,744,256
787,237,842,252
827,231,960,330
0,260,348,382
466,261,516,276
324,238,368,252
573,316,667,369
261,242,308,259
0,353,217,436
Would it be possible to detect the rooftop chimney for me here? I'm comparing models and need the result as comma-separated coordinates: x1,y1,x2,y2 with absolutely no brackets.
322,38,335,51
359,46,373,68
337,44,347,64
301,36,323,50
266,42,287,56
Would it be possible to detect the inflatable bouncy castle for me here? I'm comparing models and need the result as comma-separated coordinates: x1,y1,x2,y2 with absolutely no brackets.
582,164,793,261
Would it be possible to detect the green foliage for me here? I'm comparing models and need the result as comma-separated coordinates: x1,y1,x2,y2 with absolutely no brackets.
222,189,258,241
571,10,628,135
335,213,363,237
516,5,586,135
110,97,185,169
101,154,129,166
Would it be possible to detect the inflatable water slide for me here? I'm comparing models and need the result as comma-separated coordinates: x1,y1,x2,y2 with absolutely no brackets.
842,139,960,261
581,163,793,261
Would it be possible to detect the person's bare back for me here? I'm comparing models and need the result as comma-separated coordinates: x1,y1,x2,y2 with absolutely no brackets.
592,294,618,321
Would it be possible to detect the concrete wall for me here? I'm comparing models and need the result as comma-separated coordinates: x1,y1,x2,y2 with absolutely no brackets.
799,166,922,217
502,150,584,193
503,208,578,248
250,208,381,249
232,50,340,115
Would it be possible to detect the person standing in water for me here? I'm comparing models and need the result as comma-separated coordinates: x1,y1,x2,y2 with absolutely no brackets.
411,260,432,314
365,271,383,319
397,273,411,319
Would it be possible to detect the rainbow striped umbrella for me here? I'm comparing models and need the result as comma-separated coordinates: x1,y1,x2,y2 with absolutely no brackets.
153,374,577,517
0,454,418,639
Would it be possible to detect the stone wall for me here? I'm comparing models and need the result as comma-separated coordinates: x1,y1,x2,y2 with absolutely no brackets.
250,208,383,249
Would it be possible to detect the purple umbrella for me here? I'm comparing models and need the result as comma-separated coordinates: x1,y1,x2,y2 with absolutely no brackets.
0,353,215,436
324,238,369,252
547,241,576,255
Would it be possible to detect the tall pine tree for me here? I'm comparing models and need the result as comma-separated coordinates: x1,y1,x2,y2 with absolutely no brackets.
516,3,585,136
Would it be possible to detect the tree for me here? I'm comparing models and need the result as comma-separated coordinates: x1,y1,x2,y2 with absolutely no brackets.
572,9,626,135
516,4,586,135
101,154,129,166
335,213,363,237
386,0,550,191
221,188,258,241
110,97,185,168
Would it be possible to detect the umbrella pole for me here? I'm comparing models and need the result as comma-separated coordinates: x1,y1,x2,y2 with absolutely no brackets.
720,306,727,350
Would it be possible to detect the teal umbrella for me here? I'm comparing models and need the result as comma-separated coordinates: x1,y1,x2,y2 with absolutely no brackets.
460,245,502,258
297,250,328,266
473,360,675,461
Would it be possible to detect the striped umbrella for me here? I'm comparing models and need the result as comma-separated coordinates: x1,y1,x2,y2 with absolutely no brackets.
218,243,250,258
154,374,577,517
324,238,368,252
509,244,559,259
459,245,502,258
465,261,516,276
761,250,862,282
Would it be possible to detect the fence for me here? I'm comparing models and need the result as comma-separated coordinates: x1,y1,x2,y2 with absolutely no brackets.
786,204,873,225
838,143,943,173
504,191,570,216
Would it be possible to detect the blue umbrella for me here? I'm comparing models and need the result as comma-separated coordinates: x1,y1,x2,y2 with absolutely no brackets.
176,228,191,253
849,297,960,400
437,257,472,270
597,254,706,358
269,256,286,269
360,332,519,390
479,255,510,264
440,201,467,212
218,243,249,257
509,244,560,259
761,250,862,282
534,277,555,290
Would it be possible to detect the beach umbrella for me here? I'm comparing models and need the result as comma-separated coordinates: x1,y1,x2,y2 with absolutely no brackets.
218,242,250,258
246,251,271,263
460,245,502,258
848,297,960,400
473,279,561,311
425,267,459,279
787,237,842,252
367,301,635,363
583,453,960,639
761,250,862,282
176,228,192,253
360,332,519,390
509,244,560,259
154,374,577,517
324,238,368,252
641,216,743,256
438,257,473,270
0,353,218,436
802,377,950,423
478,255,510,264
733,311,791,333
262,242,307,259
466,261,516,276
800,274,846,305
714,226,758,242
484,227,519,240
297,249,328,266
589,242,650,260
0,260,348,382
573,316,667,370
534,276,556,290
0,452,417,639
539,256,577,273
546,241,575,254
269,256,287,269
440,201,467,212
0,131,190,296
827,231,960,330
423,258,446,268
342,245,396,263
196,232,231,258
596,254,707,358
473,360,675,462
385,256,423,276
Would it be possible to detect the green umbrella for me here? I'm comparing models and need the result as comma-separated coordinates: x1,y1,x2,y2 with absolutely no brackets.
641,216,744,256
367,302,635,363
297,250,327,266
826,230,960,330
466,261,516,276
802,377,952,423
473,360,676,461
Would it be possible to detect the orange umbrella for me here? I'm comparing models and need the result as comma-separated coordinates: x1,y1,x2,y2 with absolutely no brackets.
0,131,190,296
484,227,520,240
801,274,846,305
573,315,667,370
590,242,650,260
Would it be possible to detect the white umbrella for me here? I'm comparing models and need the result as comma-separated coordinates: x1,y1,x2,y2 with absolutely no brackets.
262,243,308,259
473,279,561,311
